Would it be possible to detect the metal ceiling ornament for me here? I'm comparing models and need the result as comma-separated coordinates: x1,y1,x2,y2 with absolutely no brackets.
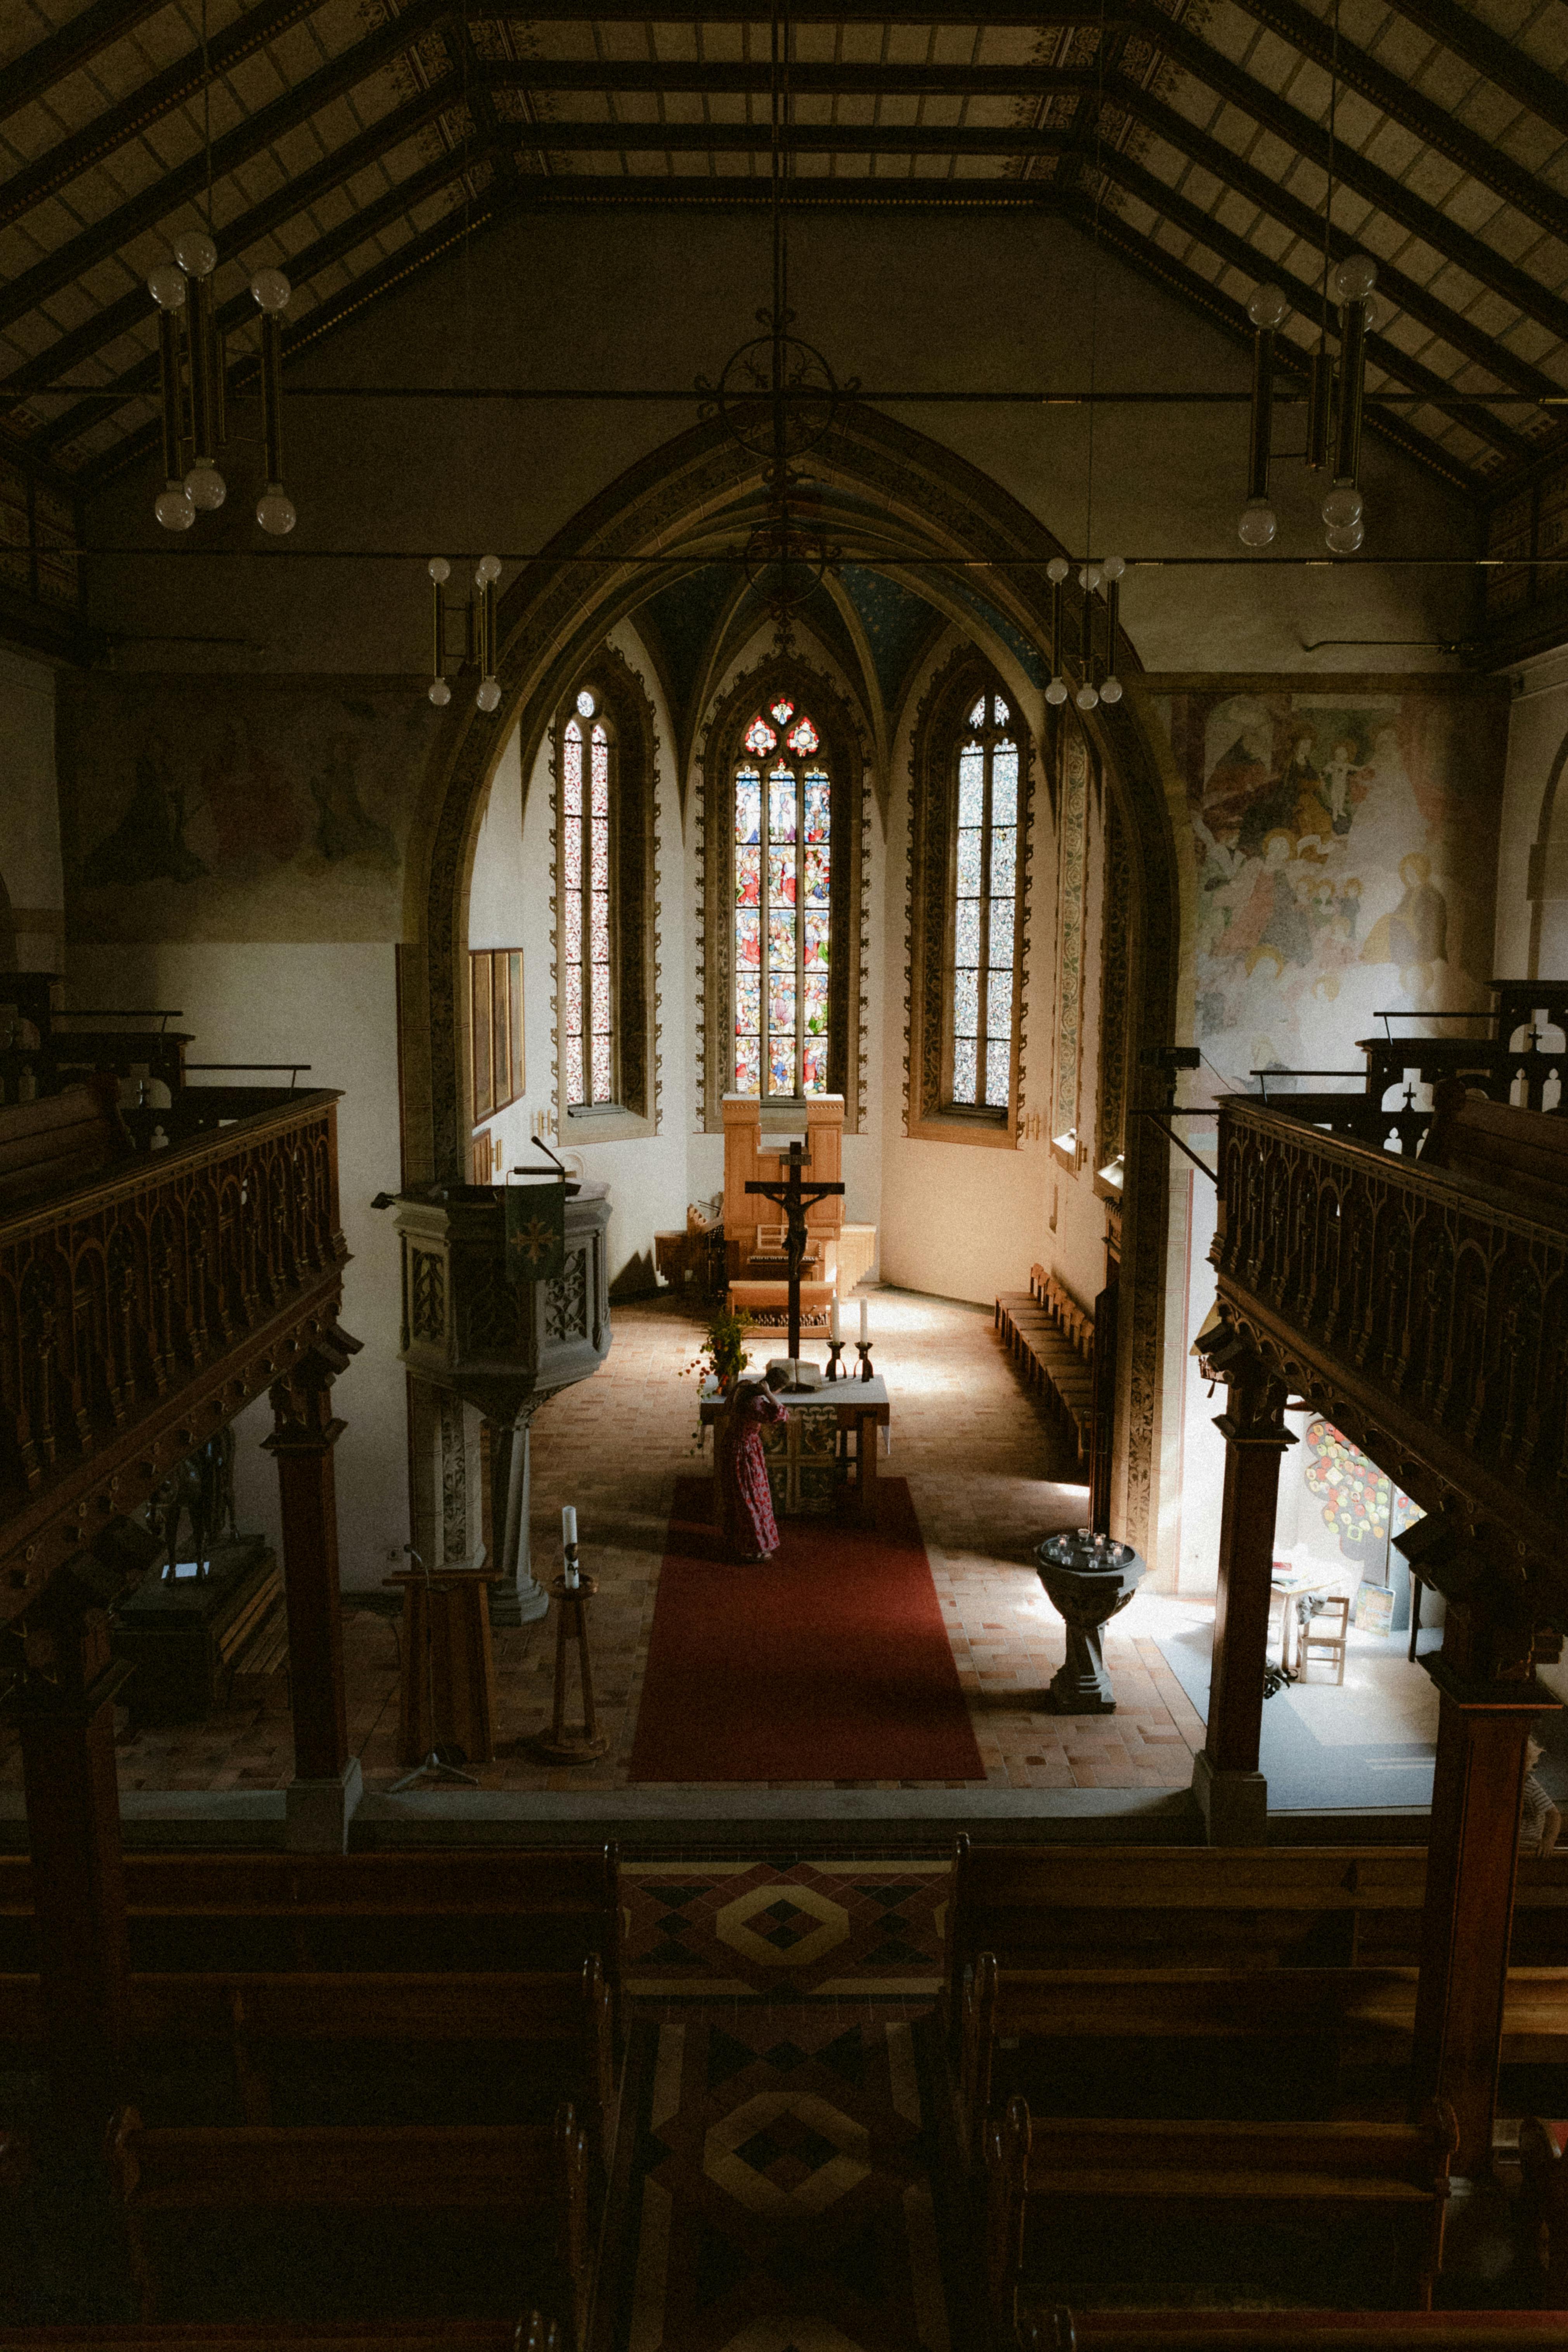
694,0,855,649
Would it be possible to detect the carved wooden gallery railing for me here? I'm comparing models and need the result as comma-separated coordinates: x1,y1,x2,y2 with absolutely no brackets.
1212,1097,1565,1586
0,1091,347,1627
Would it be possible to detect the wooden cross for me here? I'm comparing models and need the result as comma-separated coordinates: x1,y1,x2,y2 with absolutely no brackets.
747,1139,845,1366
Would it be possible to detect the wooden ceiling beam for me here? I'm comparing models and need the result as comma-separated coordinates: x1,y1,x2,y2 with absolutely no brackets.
3,80,464,404
496,122,1073,153
0,0,331,236
0,0,169,129
0,0,452,339
1229,0,1568,250
1374,0,1568,144
485,59,1097,95
1151,12,1568,353
1106,75,1564,407
1100,149,1532,464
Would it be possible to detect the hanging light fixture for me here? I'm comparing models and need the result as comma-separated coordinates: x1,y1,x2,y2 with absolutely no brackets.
1045,557,1070,706
1322,252,1376,552
424,555,504,712
148,244,297,533
1238,285,1289,548
1100,555,1125,704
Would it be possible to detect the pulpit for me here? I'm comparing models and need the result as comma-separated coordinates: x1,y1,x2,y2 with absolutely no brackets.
394,1178,612,1624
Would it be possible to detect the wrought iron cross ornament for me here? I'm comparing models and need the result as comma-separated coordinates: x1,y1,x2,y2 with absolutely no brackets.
746,1138,844,1366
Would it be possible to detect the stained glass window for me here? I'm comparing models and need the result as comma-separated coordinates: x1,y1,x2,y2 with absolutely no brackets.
562,714,616,1106
949,691,1020,1113
734,705,830,1100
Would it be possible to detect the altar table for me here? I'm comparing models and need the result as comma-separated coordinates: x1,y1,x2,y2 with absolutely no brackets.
699,1375,891,1525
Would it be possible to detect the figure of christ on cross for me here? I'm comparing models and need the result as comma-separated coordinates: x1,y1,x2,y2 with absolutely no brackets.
746,1139,846,1372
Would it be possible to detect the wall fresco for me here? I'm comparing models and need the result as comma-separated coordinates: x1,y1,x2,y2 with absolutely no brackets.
59,678,435,942
1159,688,1504,1100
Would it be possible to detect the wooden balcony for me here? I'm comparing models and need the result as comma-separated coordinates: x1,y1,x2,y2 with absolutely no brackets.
1210,1095,1566,1594
0,1089,348,1629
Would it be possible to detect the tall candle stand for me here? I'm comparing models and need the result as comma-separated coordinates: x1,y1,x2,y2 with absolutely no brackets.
824,1338,846,1381
530,1538,609,1765
856,1339,875,1382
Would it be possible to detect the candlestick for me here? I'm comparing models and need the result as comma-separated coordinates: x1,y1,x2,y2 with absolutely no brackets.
562,1504,577,1547
856,1339,874,1384
859,1299,869,1343
825,1338,846,1381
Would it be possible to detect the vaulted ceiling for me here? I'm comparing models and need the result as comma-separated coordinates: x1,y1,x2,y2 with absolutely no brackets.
3,0,1568,503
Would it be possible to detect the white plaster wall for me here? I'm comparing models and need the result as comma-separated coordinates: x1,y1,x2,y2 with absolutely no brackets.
67,940,407,1592
0,646,64,970
1495,644,1568,982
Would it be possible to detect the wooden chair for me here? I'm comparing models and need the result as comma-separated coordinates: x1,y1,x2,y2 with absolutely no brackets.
986,2092,1459,2329
106,2100,592,2346
1299,1592,1350,1685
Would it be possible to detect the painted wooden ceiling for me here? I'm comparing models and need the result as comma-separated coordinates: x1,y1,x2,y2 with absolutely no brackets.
3,0,1568,499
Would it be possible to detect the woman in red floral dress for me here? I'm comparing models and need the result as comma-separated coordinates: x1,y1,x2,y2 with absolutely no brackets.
716,1364,790,1561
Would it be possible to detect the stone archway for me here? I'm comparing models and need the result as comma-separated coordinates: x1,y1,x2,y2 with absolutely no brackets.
400,402,1182,1553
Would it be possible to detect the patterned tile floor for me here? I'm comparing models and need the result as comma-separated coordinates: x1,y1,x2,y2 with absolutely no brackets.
0,1289,1210,1799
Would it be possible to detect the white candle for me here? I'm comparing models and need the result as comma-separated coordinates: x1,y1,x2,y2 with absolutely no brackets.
788,1357,798,1387
562,1504,577,1547
830,1301,842,1342
859,1299,870,1343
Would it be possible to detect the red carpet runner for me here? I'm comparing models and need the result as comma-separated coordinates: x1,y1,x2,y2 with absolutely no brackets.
629,1475,986,1782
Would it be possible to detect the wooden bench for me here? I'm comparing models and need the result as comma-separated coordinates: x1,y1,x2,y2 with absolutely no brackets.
986,2094,1459,2330
0,1849,623,2002
0,1957,616,2148
1519,2116,1568,2306
0,2330,558,2352
1421,1081,1568,1223
944,1843,1568,2031
107,2101,592,2345
1017,2310,1568,2350
993,1267,1095,1460
958,1957,1568,2164
0,1074,130,1212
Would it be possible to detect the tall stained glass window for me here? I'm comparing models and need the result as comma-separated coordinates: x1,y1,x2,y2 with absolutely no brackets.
949,690,1020,1111
562,689,615,1107
733,697,831,1100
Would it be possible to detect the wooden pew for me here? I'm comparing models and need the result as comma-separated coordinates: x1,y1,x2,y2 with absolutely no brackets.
1017,2311,1568,2350
986,2093,1458,2332
993,1268,1095,1461
0,1959,615,2145
1519,2116,1568,2306
958,1957,1568,2163
944,1842,1568,2035
0,1848,623,1999
106,2101,592,2346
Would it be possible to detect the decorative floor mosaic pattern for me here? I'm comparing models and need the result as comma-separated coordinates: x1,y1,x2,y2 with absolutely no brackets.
610,2007,951,2352
622,1860,948,2000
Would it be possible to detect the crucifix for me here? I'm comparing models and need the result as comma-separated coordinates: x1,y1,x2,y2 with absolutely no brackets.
746,1139,845,1370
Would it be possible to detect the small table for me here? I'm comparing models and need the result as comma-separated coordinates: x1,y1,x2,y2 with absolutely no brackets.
699,1374,891,1524
1270,1570,1341,1675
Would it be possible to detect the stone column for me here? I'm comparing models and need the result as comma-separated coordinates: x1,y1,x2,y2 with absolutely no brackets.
1405,1543,1559,2175
264,1325,362,1850
9,1555,133,2122
486,1401,551,1628
1191,1354,1293,1845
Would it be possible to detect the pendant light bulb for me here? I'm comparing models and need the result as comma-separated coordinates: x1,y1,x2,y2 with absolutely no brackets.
1046,677,1069,707
155,478,196,531
1332,252,1378,305
1099,675,1123,706
1075,681,1100,712
1325,519,1365,554
476,678,502,714
184,459,227,511
1321,481,1364,531
1102,555,1126,580
249,266,291,312
173,229,218,278
255,483,296,535
428,679,452,707
1246,282,1291,331
428,556,450,585
1079,565,1102,592
147,263,187,310
1238,497,1278,548
475,554,502,587
1046,556,1070,584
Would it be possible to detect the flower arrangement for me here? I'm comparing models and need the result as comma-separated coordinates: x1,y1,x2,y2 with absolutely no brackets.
684,1304,753,1397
